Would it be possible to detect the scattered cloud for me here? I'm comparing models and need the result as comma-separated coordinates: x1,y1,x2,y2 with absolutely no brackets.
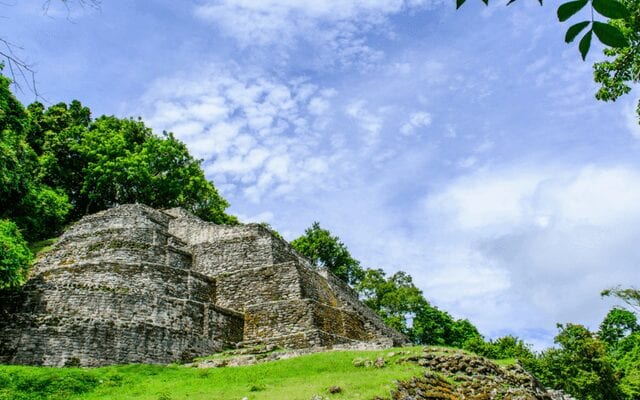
400,111,432,136
192,0,436,69
141,64,342,202
346,100,384,148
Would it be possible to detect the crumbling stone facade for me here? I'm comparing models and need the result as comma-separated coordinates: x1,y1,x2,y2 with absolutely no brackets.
0,204,407,366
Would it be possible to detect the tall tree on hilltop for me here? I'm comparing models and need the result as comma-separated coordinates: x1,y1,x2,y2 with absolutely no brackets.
356,267,483,346
2,69,236,242
291,222,364,285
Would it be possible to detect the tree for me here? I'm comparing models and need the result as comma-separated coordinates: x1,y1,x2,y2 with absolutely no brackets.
357,269,428,334
291,222,364,285
24,101,237,224
602,286,640,313
599,307,639,346
356,267,483,345
74,116,236,223
2,71,235,244
534,323,623,400
462,335,535,362
0,219,32,289
0,72,71,241
597,305,640,398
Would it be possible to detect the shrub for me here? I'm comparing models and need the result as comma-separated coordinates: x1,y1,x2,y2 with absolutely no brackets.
0,219,32,289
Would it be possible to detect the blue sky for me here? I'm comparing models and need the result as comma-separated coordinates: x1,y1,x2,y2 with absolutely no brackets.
3,0,639,349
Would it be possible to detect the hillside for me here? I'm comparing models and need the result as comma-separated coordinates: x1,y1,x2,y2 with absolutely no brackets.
0,346,572,400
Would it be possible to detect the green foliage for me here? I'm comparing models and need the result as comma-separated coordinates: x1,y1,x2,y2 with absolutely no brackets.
412,304,482,347
0,219,32,289
463,335,535,362
67,117,236,224
12,185,71,241
357,269,427,334
533,323,624,400
356,268,482,346
555,0,631,60
291,222,364,285
614,332,640,398
0,70,236,240
0,74,72,241
599,307,638,346
593,0,640,121
602,286,640,313
0,366,103,400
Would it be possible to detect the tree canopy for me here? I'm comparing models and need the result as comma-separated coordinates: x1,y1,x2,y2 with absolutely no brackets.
0,70,235,287
357,267,482,347
291,222,364,285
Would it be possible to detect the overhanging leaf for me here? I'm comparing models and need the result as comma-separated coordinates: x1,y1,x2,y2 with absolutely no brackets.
481,0,489,5
592,21,629,47
592,0,630,19
565,21,591,43
579,29,593,60
456,0,466,9
557,0,589,22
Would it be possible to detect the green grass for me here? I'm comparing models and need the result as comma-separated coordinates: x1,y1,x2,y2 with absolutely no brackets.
28,237,58,259
493,358,517,366
0,347,425,400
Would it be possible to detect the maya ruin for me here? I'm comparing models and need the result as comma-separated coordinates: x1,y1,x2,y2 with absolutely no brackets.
0,204,407,367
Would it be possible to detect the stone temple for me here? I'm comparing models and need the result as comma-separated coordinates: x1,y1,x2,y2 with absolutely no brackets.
0,204,407,366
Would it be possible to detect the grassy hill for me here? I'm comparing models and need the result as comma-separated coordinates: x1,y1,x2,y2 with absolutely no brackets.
0,347,427,400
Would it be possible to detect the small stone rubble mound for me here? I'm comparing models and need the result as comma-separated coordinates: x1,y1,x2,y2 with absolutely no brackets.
387,347,573,400
0,204,408,367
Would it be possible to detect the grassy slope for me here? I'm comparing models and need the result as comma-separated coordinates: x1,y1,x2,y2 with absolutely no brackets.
0,347,426,400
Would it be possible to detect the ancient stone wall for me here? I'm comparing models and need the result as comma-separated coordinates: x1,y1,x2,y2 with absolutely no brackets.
0,203,408,366
215,262,302,311
319,269,408,346
0,205,244,367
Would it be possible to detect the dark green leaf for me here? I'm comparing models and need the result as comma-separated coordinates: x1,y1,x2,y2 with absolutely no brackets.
565,21,591,43
456,0,466,9
557,0,589,22
507,0,517,4
592,21,629,47
481,0,489,5
592,0,630,19
579,29,593,60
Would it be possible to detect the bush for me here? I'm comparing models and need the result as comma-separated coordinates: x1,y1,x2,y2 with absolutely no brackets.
0,219,32,289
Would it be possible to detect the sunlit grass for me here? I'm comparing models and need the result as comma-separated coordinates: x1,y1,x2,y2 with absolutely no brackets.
0,346,425,400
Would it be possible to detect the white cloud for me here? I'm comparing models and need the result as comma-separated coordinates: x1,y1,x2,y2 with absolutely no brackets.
415,164,640,341
400,111,432,136
141,65,342,202
346,100,384,148
193,0,435,69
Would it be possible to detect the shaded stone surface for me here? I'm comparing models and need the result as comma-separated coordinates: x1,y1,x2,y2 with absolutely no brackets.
0,204,407,366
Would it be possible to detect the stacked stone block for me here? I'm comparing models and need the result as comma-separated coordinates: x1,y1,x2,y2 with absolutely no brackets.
0,204,407,367
164,211,408,349
0,205,244,367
